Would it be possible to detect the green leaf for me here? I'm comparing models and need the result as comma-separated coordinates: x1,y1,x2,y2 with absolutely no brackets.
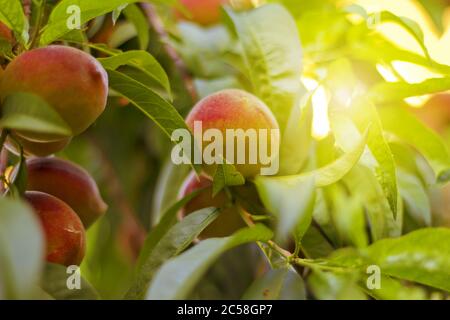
146,224,273,299
309,270,366,300
0,197,44,299
363,228,450,292
0,92,72,137
398,169,431,227
225,4,303,130
242,267,306,300
99,50,170,97
416,0,446,35
369,77,450,105
255,175,315,242
365,275,427,300
106,69,186,139
40,0,148,45
379,106,450,183
136,189,204,270
372,11,430,61
123,4,150,50
126,208,220,299
260,126,369,187
344,165,401,240
279,92,313,175
212,163,245,196
349,98,398,216
301,226,334,259
0,0,29,44
41,263,99,300
329,185,368,248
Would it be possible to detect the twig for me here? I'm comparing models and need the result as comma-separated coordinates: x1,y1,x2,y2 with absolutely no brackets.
140,3,197,101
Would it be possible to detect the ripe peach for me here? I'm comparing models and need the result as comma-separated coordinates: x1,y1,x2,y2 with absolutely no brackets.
5,133,70,157
0,22,13,42
26,157,108,228
0,45,108,141
175,0,226,26
179,172,246,239
24,191,86,266
185,89,279,178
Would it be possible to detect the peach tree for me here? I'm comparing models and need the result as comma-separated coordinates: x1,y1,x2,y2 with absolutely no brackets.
0,0,449,300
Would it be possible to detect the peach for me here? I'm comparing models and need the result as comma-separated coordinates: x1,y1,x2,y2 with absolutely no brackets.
185,89,279,177
26,157,107,228
0,45,108,141
24,191,86,266
0,22,13,43
175,0,226,26
5,133,70,157
412,94,450,134
179,172,246,239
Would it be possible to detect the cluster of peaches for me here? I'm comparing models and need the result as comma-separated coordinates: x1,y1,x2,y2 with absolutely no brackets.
0,43,109,266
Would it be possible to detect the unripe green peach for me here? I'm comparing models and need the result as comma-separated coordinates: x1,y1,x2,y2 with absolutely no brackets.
24,191,86,266
5,133,70,157
0,45,108,141
26,157,108,228
175,0,226,26
179,172,246,239
185,89,279,178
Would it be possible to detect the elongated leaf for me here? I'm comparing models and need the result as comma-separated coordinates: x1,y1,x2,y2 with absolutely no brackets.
127,208,220,299
309,270,366,300
0,198,44,299
40,0,150,45
260,127,369,187
398,169,431,227
0,92,72,137
301,225,334,259
369,77,450,105
255,175,315,242
365,275,427,300
99,50,170,96
344,165,401,240
41,263,99,300
279,92,313,175
106,69,186,138
363,228,450,292
372,11,430,60
379,106,450,183
212,163,245,196
0,0,28,44
225,4,303,130
136,189,204,270
242,267,306,300
329,185,368,248
146,224,273,299
123,4,150,50
349,98,398,216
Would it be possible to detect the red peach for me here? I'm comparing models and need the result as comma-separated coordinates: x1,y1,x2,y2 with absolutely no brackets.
175,0,226,26
185,89,279,177
24,191,86,266
0,45,108,141
26,157,108,228
179,172,246,239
